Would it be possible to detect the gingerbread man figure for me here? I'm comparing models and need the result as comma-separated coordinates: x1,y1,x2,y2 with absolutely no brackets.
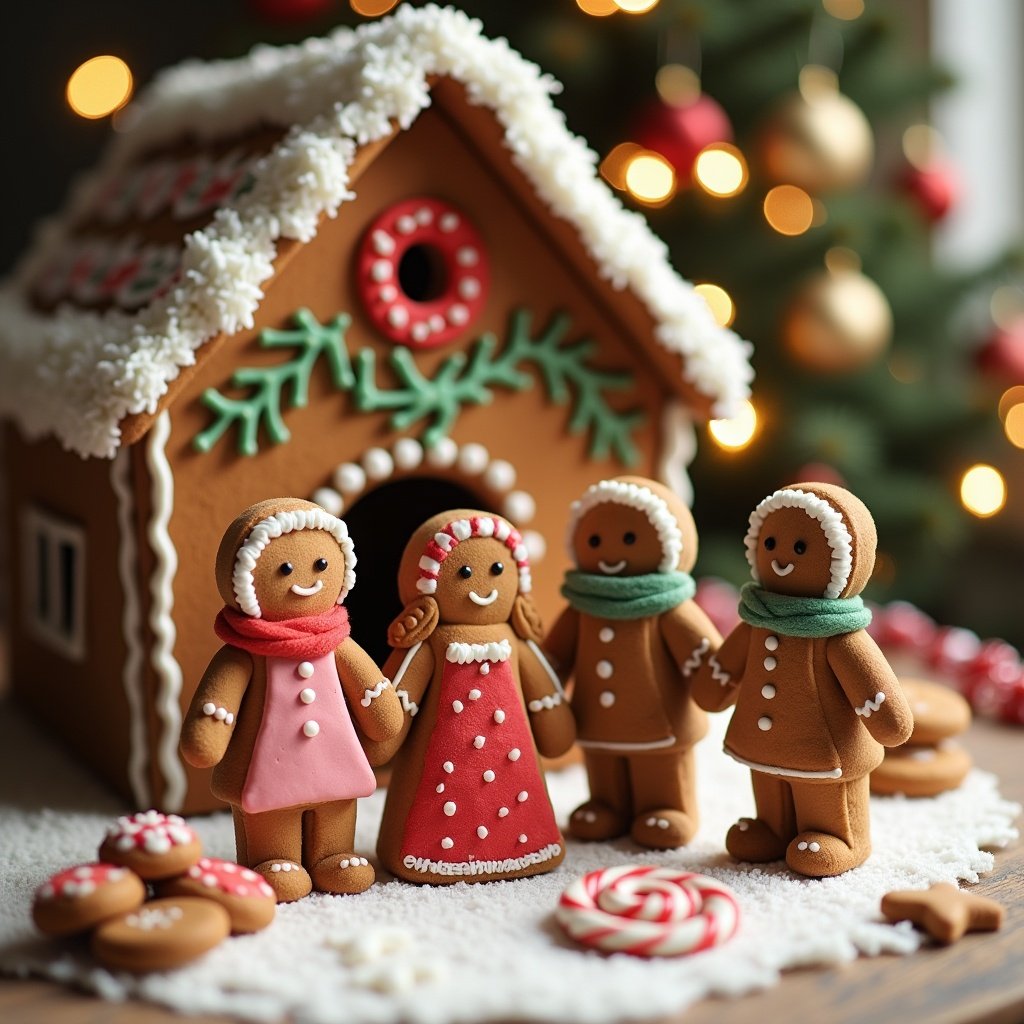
545,476,722,850
368,509,575,884
180,498,404,902
691,482,914,877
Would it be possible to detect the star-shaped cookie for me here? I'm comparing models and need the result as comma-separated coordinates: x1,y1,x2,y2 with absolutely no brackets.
881,882,1005,945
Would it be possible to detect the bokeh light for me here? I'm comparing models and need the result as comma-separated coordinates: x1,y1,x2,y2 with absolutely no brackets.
624,151,676,204
902,123,943,171
599,141,643,190
998,385,1024,420
350,0,400,14
615,0,660,12
576,0,619,15
990,285,1024,330
960,464,1006,518
66,56,133,120
763,185,815,236
655,64,701,107
694,283,736,327
709,400,758,450
693,143,748,198
823,0,865,20
1004,404,1024,448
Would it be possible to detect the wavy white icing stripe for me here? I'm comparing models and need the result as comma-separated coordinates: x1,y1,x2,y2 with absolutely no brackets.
0,4,751,460
146,411,187,812
360,679,391,707
392,641,422,717
708,654,732,687
855,691,886,718
110,447,150,807
680,637,710,678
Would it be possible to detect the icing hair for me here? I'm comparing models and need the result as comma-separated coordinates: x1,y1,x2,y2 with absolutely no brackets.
567,479,682,573
744,487,854,599
233,507,356,618
415,515,531,596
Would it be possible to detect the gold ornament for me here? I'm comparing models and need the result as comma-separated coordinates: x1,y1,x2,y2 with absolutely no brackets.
759,67,873,194
782,267,892,373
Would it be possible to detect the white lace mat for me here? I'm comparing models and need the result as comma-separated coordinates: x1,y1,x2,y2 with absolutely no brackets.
0,701,1017,1023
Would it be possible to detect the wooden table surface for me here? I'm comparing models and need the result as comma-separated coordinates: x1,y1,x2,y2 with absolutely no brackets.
2,716,1022,1024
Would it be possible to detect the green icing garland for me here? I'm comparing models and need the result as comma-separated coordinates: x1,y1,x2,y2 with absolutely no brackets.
194,306,644,464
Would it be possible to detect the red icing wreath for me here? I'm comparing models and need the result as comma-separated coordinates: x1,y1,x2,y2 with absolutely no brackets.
356,197,489,349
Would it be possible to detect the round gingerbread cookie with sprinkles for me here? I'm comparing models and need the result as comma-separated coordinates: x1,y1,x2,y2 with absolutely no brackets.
32,863,146,937
91,897,231,972
98,810,202,880
156,857,276,933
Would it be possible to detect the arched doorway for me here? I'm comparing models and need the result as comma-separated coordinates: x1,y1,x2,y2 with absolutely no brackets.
341,476,496,665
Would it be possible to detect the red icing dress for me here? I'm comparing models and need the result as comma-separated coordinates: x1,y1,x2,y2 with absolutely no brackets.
399,639,563,879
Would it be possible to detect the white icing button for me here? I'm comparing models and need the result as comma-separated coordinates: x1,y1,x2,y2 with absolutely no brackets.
436,783,445,793
763,656,777,671
797,841,808,851
518,834,528,844
483,770,495,783
443,801,457,817
477,826,488,839
598,627,615,643
761,684,776,700
517,790,529,802
596,660,614,679
493,709,505,724
473,735,486,749
298,661,315,679
757,716,772,732
441,837,454,850
303,720,320,738
468,689,481,701
452,700,464,714
479,663,490,676
765,635,780,651
498,807,509,818
507,748,521,761
599,691,615,708
808,842,821,853
300,688,316,704
443,761,455,773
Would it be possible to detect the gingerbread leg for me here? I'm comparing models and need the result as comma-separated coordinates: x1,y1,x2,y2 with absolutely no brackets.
303,799,374,896
239,806,312,903
726,771,794,863
627,747,699,849
787,776,871,877
568,751,632,841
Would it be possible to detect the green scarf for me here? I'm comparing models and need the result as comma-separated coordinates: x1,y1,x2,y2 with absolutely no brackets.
560,570,696,620
738,582,871,637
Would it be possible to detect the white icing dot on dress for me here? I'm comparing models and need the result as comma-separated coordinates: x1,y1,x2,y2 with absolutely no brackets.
507,748,521,761
298,661,315,679
498,807,509,818
473,735,486,749
493,709,505,724
441,837,454,850
452,700,464,714
468,688,481,701
443,761,455,774
436,783,445,793
443,801,456,817
483,770,495,782
518,834,528,844
517,790,528,802
303,720,320,737
477,826,488,839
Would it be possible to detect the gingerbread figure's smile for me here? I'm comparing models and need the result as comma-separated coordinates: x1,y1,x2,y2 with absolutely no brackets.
290,579,324,597
598,559,627,575
468,589,499,606
771,560,794,577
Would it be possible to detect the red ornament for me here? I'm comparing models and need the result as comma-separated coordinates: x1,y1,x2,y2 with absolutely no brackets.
901,159,960,222
247,0,333,24
976,319,1024,382
633,95,733,179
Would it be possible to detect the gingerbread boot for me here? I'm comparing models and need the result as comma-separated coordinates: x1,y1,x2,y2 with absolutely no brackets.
726,772,795,863
786,777,871,878
629,748,699,849
236,807,312,903
305,799,375,895
568,751,632,841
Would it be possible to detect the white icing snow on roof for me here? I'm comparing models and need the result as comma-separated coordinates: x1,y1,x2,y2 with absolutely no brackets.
0,3,753,459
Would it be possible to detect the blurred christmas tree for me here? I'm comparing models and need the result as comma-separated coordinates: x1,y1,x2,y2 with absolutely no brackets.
253,0,1024,643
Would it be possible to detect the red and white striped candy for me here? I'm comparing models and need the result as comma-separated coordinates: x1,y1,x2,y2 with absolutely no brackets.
556,865,740,958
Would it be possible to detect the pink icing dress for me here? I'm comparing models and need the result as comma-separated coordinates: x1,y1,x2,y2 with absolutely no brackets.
241,651,376,813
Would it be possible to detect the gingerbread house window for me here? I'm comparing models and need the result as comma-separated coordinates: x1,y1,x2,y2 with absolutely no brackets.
21,505,86,661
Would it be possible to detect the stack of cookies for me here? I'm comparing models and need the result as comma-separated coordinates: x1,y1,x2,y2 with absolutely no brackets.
32,811,275,972
870,679,973,797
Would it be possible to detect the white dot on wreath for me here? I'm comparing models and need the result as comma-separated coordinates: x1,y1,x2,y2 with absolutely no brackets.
524,530,546,561
334,463,366,494
504,491,536,524
313,487,343,516
392,437,423,470
426,438,459,468
458,443,489,474
363,447,393,480
484,459,515,491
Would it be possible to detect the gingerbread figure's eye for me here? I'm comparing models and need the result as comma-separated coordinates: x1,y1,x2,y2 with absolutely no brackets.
314,557,329,572
588,534,601,548
458,565,473,579
279,562,294,576
490,562,504,576
623,531,637,545
763,537,776,551
794,540,807,555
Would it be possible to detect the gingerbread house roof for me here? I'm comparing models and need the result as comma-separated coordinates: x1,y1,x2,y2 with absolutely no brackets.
0,3,753,460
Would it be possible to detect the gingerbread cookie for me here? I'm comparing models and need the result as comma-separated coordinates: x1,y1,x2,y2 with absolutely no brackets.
881,882,1004,944
545,477,721,850
180,499,405,902
156,857,276,933
870,743,972,797
91,897,231,972
98,811,202,880
370,509,575,884
901,678,972,746
32,864,146,937
692,483,914,877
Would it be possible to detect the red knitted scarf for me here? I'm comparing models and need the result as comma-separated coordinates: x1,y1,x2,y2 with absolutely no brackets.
214,604,351,660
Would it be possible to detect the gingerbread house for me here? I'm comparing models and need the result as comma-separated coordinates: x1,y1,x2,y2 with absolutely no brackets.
0,5,752,813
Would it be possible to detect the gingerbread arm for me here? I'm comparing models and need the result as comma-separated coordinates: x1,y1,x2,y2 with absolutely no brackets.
517,638,576,758
359,641,435,766
335,641,404,744
542,606,580,684
827,629,914,746
689,622,752,712
658,602,723,691
179,645,252,769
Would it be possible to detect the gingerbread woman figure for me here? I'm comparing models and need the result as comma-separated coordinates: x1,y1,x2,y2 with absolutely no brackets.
180,498,404,902
691,482,914,877
368,509,575,884
545,476,722,850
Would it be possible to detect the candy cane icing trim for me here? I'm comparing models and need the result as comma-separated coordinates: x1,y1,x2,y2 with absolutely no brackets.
556,866,740,958
418,517,531,597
